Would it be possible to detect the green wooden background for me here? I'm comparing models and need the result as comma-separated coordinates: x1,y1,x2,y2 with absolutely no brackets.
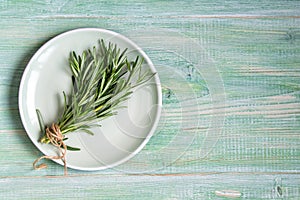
0,0,299,199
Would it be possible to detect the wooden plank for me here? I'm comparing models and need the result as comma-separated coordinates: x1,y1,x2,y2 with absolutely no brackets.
0,173,299,199
0,0,299,18
0,127,299,176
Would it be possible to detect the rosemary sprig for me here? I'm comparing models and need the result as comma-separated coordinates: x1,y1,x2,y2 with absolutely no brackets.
38,39,154,146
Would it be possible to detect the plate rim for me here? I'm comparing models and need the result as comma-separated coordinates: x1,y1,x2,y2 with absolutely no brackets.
18,28,162,171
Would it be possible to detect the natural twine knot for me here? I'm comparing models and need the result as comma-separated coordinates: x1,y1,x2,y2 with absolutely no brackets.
33,123,68,176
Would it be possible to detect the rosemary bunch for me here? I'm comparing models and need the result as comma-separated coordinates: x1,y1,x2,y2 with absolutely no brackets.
36,39,154,156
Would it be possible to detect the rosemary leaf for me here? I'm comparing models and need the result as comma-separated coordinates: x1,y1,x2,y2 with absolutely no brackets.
38,39,154,149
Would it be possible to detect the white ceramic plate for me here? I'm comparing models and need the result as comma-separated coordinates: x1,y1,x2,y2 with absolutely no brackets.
19,28,162,171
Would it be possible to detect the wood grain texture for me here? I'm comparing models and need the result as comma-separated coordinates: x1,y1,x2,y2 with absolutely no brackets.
0,0,299,199
0,174,300,199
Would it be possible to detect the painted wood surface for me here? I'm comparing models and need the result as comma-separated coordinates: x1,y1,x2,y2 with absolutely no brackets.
0,0,299,199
